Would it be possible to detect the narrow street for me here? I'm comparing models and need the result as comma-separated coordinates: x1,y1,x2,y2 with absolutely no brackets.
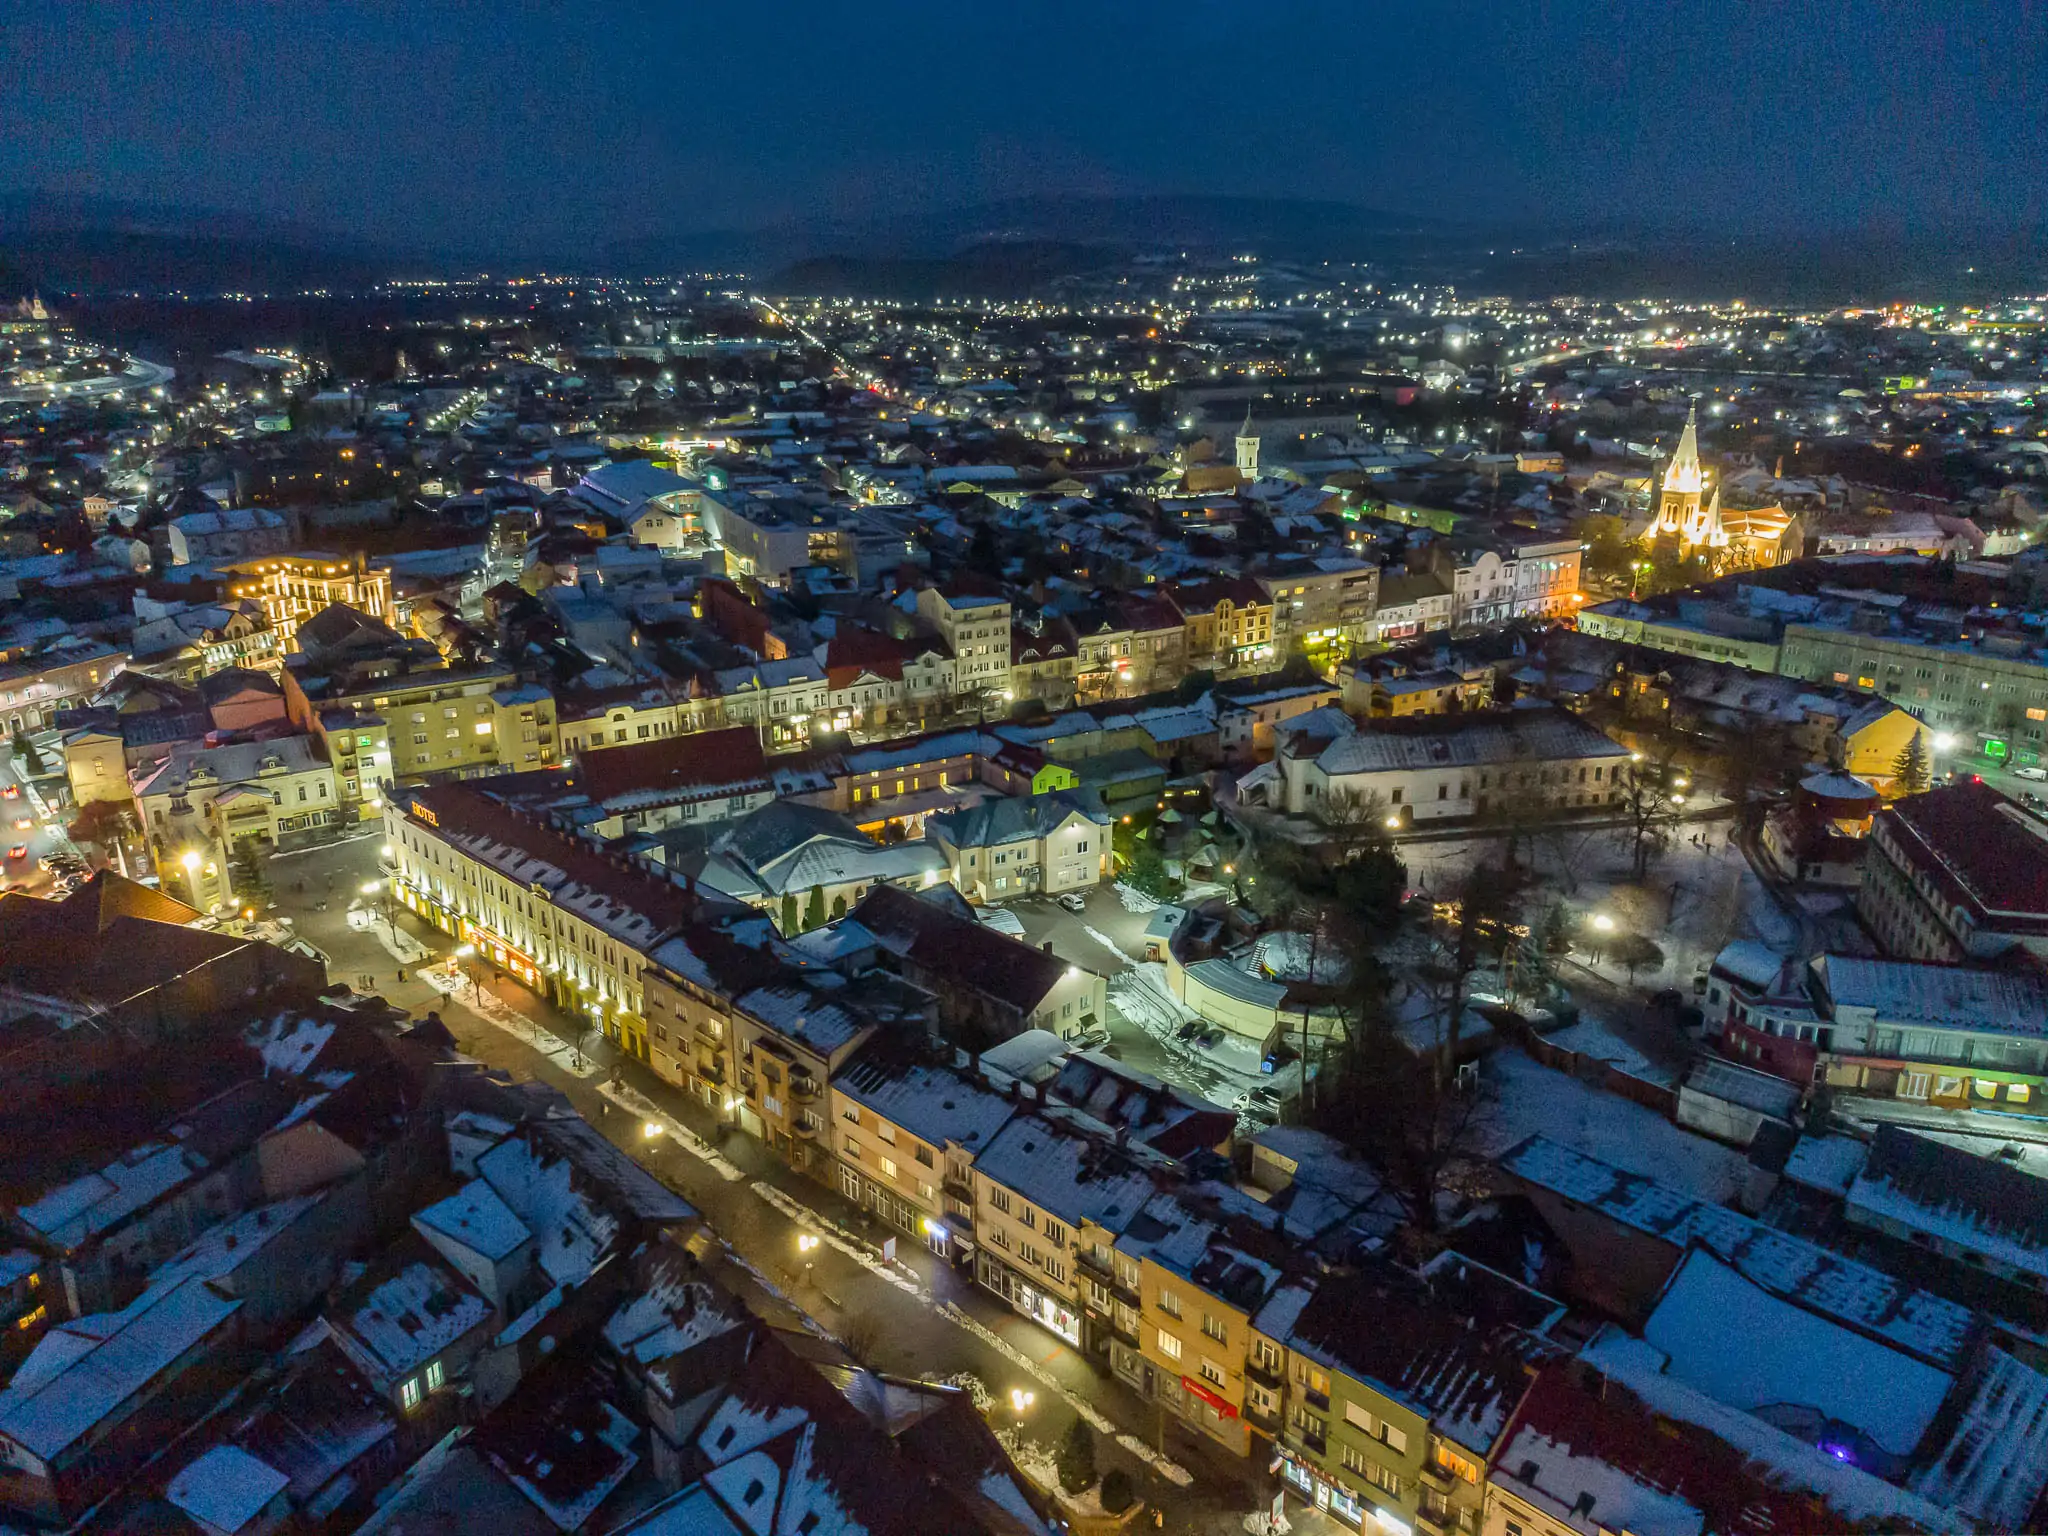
268,835,1295,1536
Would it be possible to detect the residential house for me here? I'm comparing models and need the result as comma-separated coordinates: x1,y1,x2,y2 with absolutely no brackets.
849,884,1108,1045
926,788,1111,903
829,1044,1015,1267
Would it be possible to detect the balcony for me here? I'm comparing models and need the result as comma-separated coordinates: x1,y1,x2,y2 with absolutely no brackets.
794,1119,820,1141
1243,1400,1280,1435
696,1058,725,1086
1283,1427,1326,1459
1304,1387,1330,1413
1419,1467,1454,1495
694,1021,724,1047
1246,1356,1283,1390
789,1073,821,1101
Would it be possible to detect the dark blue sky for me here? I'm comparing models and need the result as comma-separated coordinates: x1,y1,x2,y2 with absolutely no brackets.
6,0,2042,259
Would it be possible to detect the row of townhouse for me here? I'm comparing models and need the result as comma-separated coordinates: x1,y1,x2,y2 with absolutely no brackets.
383,782,717,1063
375,778,1959,1533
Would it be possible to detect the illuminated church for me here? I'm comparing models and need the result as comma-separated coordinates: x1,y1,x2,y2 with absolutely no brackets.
1652,405,1727,550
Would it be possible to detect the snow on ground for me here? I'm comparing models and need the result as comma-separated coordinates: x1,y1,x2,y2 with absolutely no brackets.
600,1081,746,1181
1109,965,1266,1084
418,961,600,1078
1478,1049,1750,1205
1082,923,1141,967
939,1300,1193,1488
1113,883,1160,914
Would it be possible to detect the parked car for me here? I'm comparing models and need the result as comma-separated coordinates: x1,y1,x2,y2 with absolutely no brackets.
1055,891,1089,914
2015,764,2048,782
6,845,26,861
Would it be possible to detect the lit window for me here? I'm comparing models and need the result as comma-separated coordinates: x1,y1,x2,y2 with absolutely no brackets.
1157,1329,1182,1361
426,1358,445,1391
399,1377,422,1411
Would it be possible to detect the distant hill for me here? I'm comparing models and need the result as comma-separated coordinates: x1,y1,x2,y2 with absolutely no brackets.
0,192,425,295
773,239,1130,299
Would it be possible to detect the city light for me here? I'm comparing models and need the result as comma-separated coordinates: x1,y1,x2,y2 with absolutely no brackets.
1592,913,1616,932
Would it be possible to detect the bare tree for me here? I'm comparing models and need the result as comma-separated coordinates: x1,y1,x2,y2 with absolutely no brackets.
1311,862,1510,1231
1614,759,1682,881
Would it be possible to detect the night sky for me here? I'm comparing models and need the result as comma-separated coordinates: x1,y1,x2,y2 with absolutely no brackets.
6,0,2042,261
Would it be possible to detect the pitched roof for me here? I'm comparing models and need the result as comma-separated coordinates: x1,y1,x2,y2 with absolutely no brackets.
1848,1125,2048,1280
850,884,1069,1011
566,725,770,809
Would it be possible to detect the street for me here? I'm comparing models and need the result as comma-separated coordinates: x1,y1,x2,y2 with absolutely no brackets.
267,835,1301,1535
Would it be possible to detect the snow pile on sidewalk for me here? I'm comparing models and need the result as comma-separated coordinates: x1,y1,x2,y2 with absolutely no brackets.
416,961,598,1078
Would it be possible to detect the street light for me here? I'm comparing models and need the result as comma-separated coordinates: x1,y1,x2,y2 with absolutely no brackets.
454,943,481,1000
361,879,397,942
798,1232,820,1287
1592,913,1616,932
1010,1387,1034,1431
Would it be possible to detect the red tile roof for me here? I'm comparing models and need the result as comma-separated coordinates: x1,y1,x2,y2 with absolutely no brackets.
1494,1367,1833,1536
565,726,769,807
1883,780,2048,924
399,784,710,936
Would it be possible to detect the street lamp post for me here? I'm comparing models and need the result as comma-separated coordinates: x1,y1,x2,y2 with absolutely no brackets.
1009,1387,1034,1434
361,879,395,943
797,1233,820,1290
454,943,480,1001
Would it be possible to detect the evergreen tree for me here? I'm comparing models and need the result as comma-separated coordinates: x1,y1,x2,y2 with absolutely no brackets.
11,728,43,777
830,892,848,921
780,890,799,934
1893,729,1931,796
802,885,827,932
1054,1415,1097,1495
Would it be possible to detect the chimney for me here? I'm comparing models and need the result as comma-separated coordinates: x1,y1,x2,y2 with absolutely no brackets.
1042,940,1054,954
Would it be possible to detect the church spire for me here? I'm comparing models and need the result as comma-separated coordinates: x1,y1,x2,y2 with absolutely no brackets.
1234,402,1260,482
1664,403,1704,498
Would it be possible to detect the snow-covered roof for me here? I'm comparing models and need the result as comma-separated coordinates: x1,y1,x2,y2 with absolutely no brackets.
167,1444,290,1534
1579,1330,1968,1532
1846,1125,2048,1283
476,1133,621,1289
834,1053,1015,1155
1910,1343,2048,1529
412,1181,532,1264
1643,1248,1952,1457
333,1253,491,1381
1816,954,2048,1038
0,1277,241,1461
1500,1136,1975,1368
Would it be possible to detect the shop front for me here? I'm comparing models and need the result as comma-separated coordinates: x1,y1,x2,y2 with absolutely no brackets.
1274,1448,1409,1534
975,1251,1081,1347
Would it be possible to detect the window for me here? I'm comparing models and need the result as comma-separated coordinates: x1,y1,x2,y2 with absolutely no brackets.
1199,1358,1227,1388
989,1187,1012,1214
878,1156,897,1180
399,1377,422,1411
843,1135,861,1159
914,1144,934,1168
1433,1442,1481,1483
1158,1288,1182,1319
1042,1219,1065,1246
1156,1329,1182,1361
426,1359,445,1392
1201,1313,1228,1343
875,1122,895,1145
